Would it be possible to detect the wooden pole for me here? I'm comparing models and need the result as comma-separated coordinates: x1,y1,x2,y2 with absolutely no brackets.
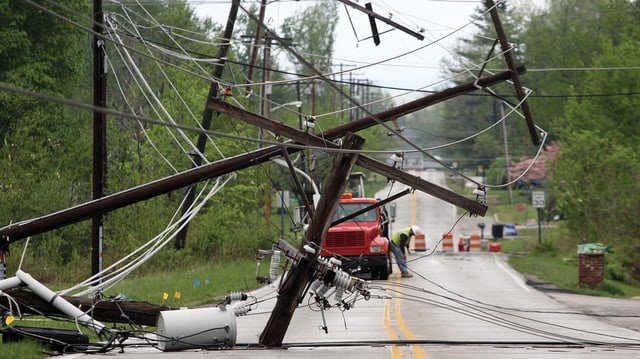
92,0,107,277
259,132,365,347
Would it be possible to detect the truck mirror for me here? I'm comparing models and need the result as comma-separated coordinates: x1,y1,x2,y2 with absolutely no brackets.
390,203,396,219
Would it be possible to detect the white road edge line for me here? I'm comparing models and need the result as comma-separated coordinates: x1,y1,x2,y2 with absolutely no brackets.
493,253,531,292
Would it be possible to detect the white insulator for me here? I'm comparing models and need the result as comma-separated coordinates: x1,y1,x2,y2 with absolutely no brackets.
333,270,350,291
309,279,323,293
329,257,342,267
334,287,345,304
315,283,329,298
232,305,251,317
225,292,248,303
303,244,316,254
269,250,281,282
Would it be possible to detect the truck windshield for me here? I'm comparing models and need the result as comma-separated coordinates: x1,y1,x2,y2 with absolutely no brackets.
334,203,377,222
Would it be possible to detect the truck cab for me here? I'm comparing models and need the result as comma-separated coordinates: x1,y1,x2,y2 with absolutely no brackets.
320,193,392,280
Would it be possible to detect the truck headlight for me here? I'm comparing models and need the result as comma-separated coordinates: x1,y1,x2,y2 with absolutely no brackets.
370,245,382,253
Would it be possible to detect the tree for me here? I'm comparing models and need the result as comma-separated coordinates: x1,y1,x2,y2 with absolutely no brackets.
522,0,640,135
551,36,640,281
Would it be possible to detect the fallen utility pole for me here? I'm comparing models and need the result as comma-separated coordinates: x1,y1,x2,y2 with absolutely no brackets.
1,288,172,327
259,132,365,347
0,70,519,244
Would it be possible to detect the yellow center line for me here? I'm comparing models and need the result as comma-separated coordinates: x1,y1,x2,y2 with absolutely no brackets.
382,191,428,358
394,291,427,359
384,273,428,359
384,274,402,358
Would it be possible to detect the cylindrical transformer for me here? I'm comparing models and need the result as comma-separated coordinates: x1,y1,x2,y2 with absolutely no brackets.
156,307,237,351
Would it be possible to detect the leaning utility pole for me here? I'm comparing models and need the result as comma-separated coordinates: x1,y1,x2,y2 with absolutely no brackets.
174,0,240,250
92,0,107,277
259,132,365,346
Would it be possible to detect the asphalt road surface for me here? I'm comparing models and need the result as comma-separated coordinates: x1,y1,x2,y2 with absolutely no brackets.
64,170,640,358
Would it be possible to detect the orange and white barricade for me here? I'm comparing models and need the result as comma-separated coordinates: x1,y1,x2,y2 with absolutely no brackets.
414,233,426,252
469,234,482,252
442,232,454,252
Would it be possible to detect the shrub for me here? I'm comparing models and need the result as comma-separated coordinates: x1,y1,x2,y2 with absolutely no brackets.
533,240,557,257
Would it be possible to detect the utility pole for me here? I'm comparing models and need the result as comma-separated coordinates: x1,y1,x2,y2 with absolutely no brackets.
174,0,240,250
485,0,539,146
259,132,365,347
262,37,273,220
92,0,107,278
245,0,267,95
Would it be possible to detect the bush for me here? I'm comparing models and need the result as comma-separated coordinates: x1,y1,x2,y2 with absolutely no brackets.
533,240,557,257
596,281,625,297
605,260,629,284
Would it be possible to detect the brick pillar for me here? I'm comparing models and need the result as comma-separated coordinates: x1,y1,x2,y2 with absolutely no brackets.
578,253,604,289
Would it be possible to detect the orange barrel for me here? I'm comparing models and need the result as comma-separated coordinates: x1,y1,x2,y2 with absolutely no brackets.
414,233,426,252
469,234,482,252
442,232,454,252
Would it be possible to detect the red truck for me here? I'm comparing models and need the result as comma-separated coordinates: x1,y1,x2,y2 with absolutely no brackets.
320,193,392,280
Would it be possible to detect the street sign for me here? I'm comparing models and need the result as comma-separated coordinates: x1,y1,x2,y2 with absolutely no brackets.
532,191,545,208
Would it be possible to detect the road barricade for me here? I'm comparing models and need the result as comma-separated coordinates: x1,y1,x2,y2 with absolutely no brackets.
414,233,426,252
442,232,454,252
469,234,482,252
488,242,502,252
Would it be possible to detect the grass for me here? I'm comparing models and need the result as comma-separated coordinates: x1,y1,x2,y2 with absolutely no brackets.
485,189,640,298
106,258,260,306
0,340,49,359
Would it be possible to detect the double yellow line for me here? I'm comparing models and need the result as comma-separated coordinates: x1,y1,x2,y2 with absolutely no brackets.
384,275,427,358
383,190,426,358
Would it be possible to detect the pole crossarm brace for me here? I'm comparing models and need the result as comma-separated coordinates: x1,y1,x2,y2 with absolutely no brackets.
336,0,425,41
485,0,540,146
0,70,519,244
208,99,487,216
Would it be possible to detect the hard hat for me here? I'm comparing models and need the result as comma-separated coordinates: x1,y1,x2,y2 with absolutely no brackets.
411,225,421,235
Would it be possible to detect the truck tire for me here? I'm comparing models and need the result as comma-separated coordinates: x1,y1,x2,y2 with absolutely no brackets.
378,265,390,280
377,253,392,280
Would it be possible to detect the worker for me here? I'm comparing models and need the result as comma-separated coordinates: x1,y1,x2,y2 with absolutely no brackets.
390,225,420,278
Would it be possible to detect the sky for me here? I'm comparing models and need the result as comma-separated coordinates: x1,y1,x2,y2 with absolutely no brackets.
193,0,545,102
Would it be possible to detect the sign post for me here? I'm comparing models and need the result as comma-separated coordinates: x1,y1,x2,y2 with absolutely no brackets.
532,191,545,243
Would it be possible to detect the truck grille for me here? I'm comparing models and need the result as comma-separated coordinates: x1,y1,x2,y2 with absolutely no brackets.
326,231,365,247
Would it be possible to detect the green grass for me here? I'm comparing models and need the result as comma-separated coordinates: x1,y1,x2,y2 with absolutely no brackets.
0,340,49,359
107,258,260,306
486,190,640,298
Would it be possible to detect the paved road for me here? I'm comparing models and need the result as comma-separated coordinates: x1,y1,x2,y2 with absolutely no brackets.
63,170,640,358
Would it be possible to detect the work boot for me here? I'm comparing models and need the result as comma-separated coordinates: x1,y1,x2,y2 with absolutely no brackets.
401,272,413,278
